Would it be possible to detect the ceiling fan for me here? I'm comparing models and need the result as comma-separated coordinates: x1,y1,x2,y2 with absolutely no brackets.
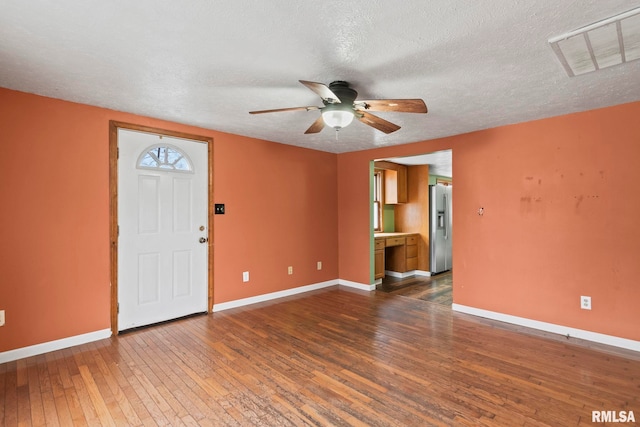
249,80,428,134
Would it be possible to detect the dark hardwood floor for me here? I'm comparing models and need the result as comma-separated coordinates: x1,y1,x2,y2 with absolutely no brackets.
377,271,453,306
1,286,639,426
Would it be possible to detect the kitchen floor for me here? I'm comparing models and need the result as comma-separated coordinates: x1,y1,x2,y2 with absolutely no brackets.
376,271,452,306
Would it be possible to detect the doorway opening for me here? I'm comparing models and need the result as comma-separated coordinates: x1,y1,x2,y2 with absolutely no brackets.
109,121,214,335
372,149,453,307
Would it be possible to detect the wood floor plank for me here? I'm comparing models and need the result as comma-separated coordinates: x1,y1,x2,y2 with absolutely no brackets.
2,363,19,427
15,385,31,426
52,395,73,427
2,286,639,426
40,390,60,427
71,373,101,426
15,359,27,388
62,379,87,425
78,364,116,427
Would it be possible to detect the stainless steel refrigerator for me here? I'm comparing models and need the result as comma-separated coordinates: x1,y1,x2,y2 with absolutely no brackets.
429,184,452,274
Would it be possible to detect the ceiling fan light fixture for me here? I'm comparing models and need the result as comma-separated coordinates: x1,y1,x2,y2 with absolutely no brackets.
322,106,354,130
249,80,425,135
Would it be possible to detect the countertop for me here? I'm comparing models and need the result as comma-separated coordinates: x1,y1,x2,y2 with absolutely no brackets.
374,232,417,238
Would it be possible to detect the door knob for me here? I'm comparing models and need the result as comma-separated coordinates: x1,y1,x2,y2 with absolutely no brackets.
199,237,208,244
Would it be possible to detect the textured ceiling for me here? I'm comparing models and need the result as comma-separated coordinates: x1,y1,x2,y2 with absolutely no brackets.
1,1,640,153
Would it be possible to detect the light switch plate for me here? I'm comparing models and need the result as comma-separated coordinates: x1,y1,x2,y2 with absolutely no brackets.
0,310,5,326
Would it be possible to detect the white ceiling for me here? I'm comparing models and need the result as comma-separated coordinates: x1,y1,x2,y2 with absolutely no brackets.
2,1,640,153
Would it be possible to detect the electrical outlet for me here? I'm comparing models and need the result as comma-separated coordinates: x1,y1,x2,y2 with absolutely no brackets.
581,296,591,310
288,266,293,275
0,310,5,326
317,261,322,270
242,271,249,282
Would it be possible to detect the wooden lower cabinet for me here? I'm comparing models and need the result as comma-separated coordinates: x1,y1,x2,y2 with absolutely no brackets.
374,238,385,279
379,234,420,275
374,249,385,279
406,235,418,271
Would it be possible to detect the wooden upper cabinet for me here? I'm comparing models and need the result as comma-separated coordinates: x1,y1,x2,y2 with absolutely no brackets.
375,161,407,204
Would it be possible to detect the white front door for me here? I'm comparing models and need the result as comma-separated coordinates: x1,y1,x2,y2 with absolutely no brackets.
117,129,208,331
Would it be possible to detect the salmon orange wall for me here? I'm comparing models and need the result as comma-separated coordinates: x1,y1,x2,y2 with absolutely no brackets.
337,101,640,342
0,88,338,353
212,133,338,303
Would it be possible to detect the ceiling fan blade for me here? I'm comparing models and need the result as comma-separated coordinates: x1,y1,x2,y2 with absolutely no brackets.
356,99,427,113
249,106,320,114
357,111,401,134
304,116,325,134
299,80,341,103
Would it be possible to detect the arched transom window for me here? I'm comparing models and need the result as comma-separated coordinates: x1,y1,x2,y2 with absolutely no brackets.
137,144,194,173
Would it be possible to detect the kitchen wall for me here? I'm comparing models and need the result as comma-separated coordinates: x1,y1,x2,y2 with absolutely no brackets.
0,88,339,353
338,101,640,342
382,204,395,232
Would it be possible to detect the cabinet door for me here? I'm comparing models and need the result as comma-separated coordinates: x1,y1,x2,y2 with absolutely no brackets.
375,250,385,279
384,169,399,204
406,244,418,258
383,166,407,204
395,165,407,203
406,257,418,271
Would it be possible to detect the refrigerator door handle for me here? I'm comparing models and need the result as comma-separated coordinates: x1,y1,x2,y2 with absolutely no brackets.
443,193,448,240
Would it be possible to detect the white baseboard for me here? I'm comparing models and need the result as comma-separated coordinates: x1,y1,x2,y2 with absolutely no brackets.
414,270,431,277
452,304,640,352
213,279,339,312
385,270,431,278
384,270,411,278
338,279,376,291
0,329,112,364
213,278,376,312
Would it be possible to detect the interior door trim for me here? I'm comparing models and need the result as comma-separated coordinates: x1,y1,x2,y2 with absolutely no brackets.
109,121,214,336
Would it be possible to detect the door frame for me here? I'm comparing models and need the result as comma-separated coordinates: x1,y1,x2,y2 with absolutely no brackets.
109,121,214,335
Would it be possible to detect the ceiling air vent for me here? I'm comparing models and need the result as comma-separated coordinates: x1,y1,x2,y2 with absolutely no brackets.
549,7,640,77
